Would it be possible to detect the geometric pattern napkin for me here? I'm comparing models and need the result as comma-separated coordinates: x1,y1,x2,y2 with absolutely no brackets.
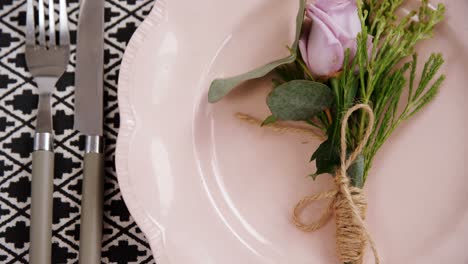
0,0,156,263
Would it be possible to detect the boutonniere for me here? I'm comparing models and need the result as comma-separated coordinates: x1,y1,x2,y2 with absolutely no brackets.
208,0,445,263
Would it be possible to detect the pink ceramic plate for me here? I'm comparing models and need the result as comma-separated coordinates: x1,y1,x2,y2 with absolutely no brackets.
116,0,468,263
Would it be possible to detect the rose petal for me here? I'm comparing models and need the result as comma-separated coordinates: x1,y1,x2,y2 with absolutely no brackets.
306,12,344,76
315,0,354,12
342,38,358,59
300,1,370,77
299,19,313,70
307,2,360,43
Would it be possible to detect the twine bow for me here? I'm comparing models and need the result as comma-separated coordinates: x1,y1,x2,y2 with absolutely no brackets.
292,104,381,264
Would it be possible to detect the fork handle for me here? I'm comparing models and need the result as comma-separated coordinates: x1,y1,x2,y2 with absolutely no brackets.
29,133,54,264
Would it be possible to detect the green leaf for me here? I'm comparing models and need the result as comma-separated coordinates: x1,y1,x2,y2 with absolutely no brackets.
275,62,305,83
208,0,306,103
310,139,340,178
267,80,333,121
271,79,283,88
261,115,278,126
343,77,359,110
407,75,444,119
310,139,365,187
414,53,444,100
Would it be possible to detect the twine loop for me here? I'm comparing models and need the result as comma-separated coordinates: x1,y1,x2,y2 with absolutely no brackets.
292,104,381,264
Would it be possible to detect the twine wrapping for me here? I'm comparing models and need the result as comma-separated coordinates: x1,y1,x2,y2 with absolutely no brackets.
292,104,381,264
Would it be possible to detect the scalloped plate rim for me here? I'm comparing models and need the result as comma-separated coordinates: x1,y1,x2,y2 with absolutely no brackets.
115,1,168,262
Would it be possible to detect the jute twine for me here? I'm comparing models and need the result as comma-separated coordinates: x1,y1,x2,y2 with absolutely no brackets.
292,104,380,264
236,105,380,263
235,113,326,141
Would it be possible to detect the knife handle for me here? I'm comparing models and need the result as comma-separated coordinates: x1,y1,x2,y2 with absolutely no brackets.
79,136,104,264
29,133,54,264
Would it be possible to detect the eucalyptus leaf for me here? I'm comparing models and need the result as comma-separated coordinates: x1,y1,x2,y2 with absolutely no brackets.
267,80,333,121
208,0,306,103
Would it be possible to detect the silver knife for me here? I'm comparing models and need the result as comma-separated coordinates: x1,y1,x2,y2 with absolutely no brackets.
75,0,105,263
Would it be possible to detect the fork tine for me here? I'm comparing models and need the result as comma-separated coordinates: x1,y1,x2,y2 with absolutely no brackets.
48,0,56,47
59,0,69,46
38,0,46,46
26,0,35,46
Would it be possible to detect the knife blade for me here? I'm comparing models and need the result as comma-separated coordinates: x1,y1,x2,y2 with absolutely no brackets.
75,0,104,135
75,0,105,263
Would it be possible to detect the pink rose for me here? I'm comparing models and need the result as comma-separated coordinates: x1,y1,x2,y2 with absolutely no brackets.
299,0,371,77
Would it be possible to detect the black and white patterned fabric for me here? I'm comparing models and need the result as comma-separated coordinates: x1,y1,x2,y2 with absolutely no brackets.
0,0,155,263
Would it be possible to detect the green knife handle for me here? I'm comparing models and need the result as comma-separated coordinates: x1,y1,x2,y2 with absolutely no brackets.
78,136,104,264
30,148,54,264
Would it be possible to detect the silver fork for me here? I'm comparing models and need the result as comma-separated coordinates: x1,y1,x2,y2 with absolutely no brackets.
25,0,70,263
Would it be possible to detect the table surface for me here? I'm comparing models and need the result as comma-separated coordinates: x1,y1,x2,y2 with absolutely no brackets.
0,0,156,263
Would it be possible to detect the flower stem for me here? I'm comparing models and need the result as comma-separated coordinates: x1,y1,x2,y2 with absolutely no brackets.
297,58,314,81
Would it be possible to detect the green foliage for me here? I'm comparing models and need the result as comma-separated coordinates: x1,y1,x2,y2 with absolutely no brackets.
310,138,340,179
261,115,278,126
310,140,365,189
207,0,307,102
312,0,446,184
267,80,333,121
348,154,365,188
207,0,446,189
354,0,446,180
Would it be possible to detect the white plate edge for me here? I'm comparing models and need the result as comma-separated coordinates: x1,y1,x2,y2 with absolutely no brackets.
116,1,169,262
